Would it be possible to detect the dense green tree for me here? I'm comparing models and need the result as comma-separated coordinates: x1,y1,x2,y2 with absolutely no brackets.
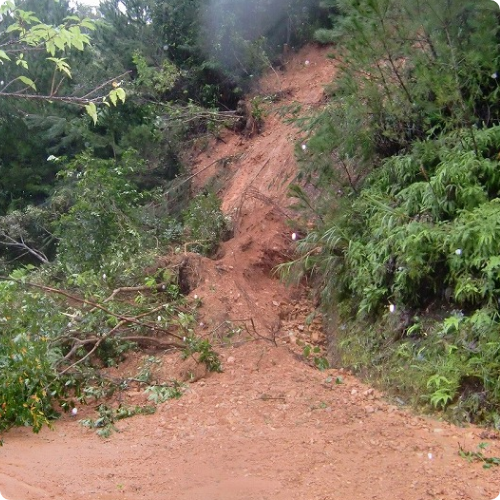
0,0,123,214
0,0,126,112
307,0,500,175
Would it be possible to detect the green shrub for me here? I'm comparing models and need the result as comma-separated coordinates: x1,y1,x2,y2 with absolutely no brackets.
285,126,500,424
182,192,229,255
55,151,149,273
0,270,68,435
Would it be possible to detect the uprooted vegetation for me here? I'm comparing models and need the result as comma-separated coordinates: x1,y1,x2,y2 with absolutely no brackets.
0,252,224,437
0,149,230,438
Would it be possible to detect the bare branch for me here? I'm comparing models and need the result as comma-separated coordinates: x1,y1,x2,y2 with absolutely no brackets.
0,276,186,341
0,90,102,105
0,70,132,107
0,231,49,264
80,71,132,100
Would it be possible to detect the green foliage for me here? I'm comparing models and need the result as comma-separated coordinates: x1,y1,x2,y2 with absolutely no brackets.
54,151,149,273
289,124,500,424
0,250,217,436
0,269,68,434
303,0,500,185
303,344,330,371
0,0,126,119
182,192,229,255
308,127,500,317
285,0,500,425
79,403,156,438
459,443,500,469
0,325,57,434
132,51,180,98
183,335,222,373
145,381,184,404
427,375,456,409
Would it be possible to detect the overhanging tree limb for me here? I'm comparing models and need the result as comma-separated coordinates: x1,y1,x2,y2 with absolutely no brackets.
0,70,132,106
0,2,128,120
0,275,186,341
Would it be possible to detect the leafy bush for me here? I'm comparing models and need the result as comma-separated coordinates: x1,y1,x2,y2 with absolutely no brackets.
54,151,151,273
285,126,500,424
0,269,69,435
182,192,229,255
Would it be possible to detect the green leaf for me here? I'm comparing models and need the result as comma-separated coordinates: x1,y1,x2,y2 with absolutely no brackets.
0,50,11,62
108,90,117,106
115,88,126,103
46,57,72,78
16,76,36,90
85,102,98,125
80,19,96,31
15,53,29,69
17,10,41,25
6,22,21,33
72,38,84,51
53,36,66,52
108,88,126,106
0,1,15,15
45,40,56,57
314,357,330,371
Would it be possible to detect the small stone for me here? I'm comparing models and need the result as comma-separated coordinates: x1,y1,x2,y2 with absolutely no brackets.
226,356,236,364
351,389,358,395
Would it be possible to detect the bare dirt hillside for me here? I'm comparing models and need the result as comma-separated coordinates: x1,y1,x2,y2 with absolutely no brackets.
2,45,500,500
